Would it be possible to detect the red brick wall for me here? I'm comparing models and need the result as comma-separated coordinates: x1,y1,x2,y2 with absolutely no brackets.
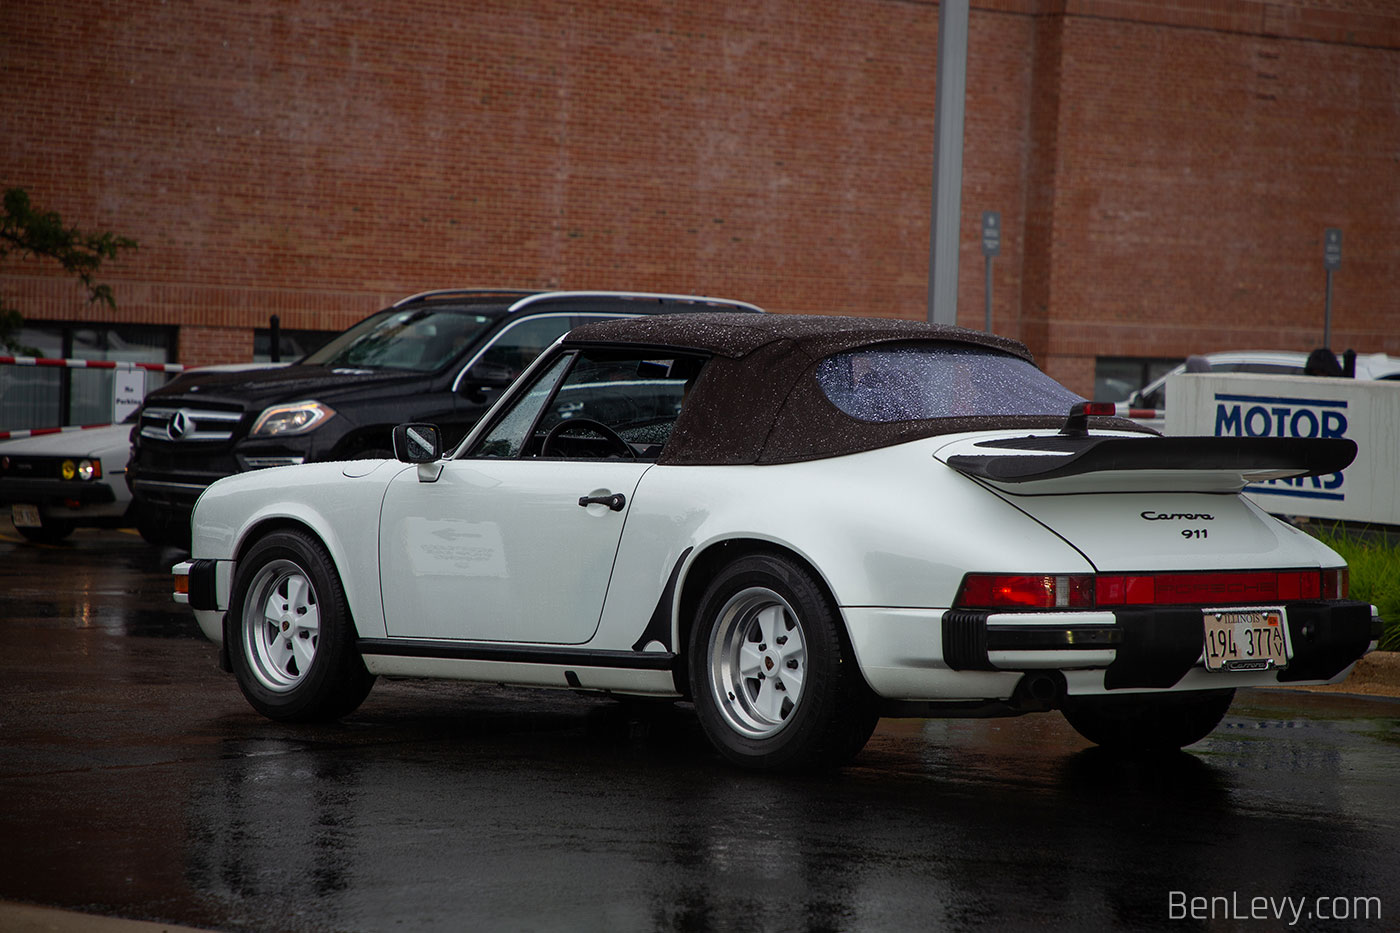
2,1,1396,385
1030,3,1400,387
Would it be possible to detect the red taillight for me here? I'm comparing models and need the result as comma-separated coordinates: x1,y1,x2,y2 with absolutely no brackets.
1322,567,1348,599
955,574,1095,610
1154,571,1282,604
955,569,1343,610
1095,575,1157,605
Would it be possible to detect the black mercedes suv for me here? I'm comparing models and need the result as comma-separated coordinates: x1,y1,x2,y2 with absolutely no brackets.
128,289,763,545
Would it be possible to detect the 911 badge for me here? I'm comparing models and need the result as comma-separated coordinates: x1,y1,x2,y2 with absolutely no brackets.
1142,510,1215,539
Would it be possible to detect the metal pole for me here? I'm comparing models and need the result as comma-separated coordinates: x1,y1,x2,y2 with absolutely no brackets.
1324,269,1333,349
984,254,993,332
927,0,970,326
1322,228,1341,348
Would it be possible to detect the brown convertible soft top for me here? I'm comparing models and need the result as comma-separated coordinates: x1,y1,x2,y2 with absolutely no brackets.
561,313,1125,466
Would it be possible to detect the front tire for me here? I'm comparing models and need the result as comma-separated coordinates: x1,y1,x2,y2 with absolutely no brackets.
15,517,74,544
688,553,879,771
1062,688,1235,752
227,529,375,722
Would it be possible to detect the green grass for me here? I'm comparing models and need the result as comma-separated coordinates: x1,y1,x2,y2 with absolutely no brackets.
1309,523,1400,650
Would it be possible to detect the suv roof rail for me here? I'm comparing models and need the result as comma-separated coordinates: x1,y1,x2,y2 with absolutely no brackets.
507,290,765,315
391,288,536,308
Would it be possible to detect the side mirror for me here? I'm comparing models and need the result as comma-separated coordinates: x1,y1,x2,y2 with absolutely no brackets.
392,423,441,464
458,361,516,405
464,361,515,388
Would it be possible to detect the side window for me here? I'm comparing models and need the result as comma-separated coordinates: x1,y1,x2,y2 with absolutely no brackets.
471,349,706,461
533,352,705,460
468,315,582,384
472,354,574,459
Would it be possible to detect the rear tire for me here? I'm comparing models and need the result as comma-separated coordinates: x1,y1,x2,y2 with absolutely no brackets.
227,528,375,722
1062,688,1235,752
688,552,879,771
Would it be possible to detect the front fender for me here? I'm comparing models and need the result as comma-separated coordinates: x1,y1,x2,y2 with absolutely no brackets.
191,460,407,639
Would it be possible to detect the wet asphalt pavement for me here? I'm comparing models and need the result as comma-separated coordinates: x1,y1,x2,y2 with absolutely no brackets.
1,522,1398,932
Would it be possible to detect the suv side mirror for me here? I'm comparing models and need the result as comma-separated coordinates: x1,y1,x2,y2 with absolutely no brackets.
392,423,441,463
464,361,515,388
458,361,516,404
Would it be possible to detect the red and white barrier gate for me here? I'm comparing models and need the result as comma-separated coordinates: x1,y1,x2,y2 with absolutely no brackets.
0,355,186,440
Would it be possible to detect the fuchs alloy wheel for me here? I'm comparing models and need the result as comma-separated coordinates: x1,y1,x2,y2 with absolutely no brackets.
708,586,809,738
227,529,374,722
689,552,879,771
242,558,319,692
1061,688,1236,752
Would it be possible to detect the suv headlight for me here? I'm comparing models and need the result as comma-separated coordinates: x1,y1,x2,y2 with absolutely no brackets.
250,401,336,437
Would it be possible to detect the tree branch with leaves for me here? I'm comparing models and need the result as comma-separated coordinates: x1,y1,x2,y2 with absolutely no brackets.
1,187,138,354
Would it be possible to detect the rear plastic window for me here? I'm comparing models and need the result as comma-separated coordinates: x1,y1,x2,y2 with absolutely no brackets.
816,344,1082,422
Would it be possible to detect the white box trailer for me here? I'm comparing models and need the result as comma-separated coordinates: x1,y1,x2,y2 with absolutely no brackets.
1167,372,1400,524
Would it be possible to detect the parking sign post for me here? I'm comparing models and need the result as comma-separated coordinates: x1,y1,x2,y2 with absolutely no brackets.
1323,228,1342,348
981,211,1001,332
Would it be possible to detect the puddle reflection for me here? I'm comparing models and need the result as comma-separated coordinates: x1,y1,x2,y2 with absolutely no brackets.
166,699,1398,932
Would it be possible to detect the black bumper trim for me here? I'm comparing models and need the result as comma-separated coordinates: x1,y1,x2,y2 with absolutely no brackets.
1102,608,1204,689
943,611,994,671
187,559,220,611
1275,601,1374,682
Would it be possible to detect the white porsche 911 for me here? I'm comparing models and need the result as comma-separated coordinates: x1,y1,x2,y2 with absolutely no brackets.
176,313,1377,770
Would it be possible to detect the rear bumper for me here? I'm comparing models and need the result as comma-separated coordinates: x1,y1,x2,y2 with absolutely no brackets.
945,600,1375,687
844,600,1376,701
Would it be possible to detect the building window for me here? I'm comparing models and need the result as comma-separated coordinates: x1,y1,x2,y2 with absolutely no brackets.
0,323,176,430
1094,356,1180,402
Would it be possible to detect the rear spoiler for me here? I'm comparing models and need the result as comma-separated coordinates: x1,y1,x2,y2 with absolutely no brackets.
946,435,1357,494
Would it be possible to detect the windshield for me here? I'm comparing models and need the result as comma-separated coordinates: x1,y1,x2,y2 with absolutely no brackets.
302,308,497,372
816,343,1083,422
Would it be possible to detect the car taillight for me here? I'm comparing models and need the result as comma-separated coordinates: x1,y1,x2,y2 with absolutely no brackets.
955,574,1096,609
954,569,1346,610
1322,567,1349,599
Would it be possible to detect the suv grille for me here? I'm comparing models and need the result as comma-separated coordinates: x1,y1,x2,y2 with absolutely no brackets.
139,406,244,442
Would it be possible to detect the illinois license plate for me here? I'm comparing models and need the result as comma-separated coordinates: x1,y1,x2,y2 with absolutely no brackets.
11,504,41,528
1203,609,1287,672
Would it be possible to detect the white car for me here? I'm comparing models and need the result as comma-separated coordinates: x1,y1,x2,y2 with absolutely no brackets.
0,421,137,543
176,315,1377,770
1130,349,1400,431
0,362,290,545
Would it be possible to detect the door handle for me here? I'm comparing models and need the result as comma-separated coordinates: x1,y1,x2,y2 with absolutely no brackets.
578,493,626,512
